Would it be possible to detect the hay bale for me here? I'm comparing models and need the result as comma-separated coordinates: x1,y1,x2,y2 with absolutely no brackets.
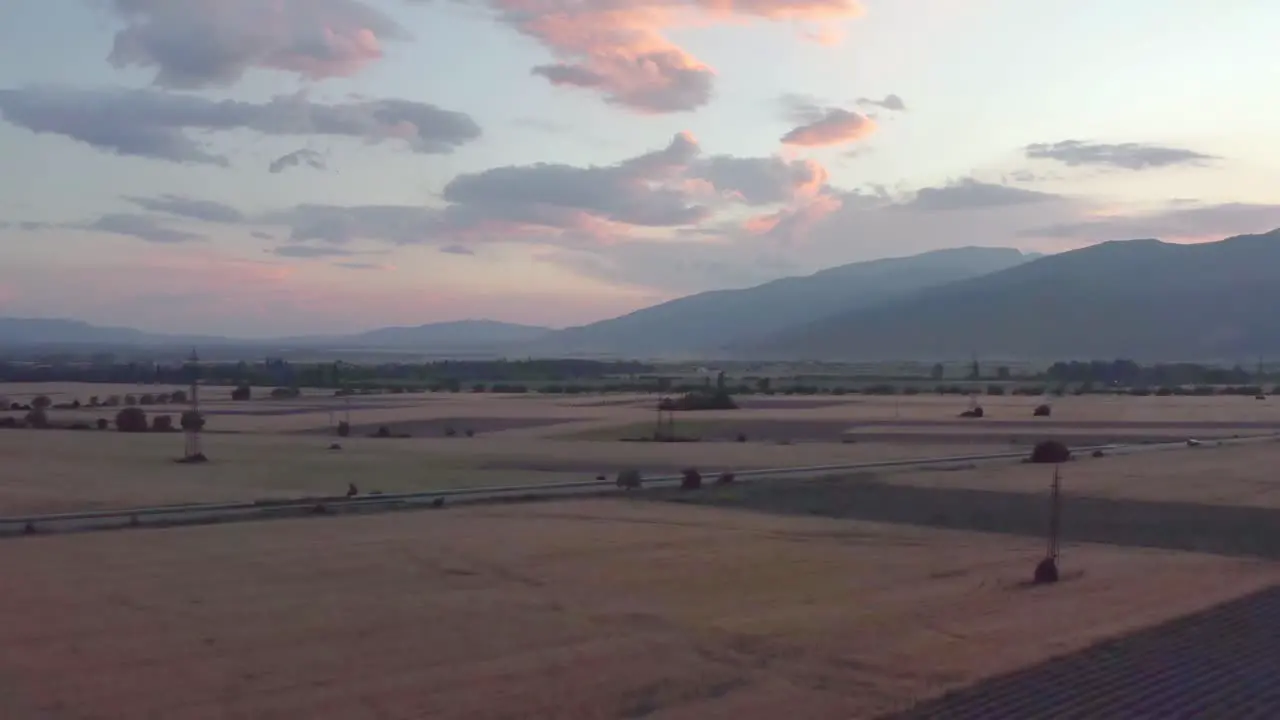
115,407,148,433
1029,440,1071,464
616,469,643,490
1033,404,1051,417
1033,557,1059,584
680,468,702,490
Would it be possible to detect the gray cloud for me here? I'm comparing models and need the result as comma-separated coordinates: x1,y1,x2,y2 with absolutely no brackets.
904,179,1063,211
83,214,205,243
258,132,842,248
1022,202,1280,241
106,0,409,89
1025,140,1217,170
334,261,388,270
126,194,245,223
856,94,907,112
272,245,356,258
269,148,327,174
0,87,481,165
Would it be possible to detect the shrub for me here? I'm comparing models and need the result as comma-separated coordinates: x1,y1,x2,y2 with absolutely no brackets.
139,394,155,405
658,390,737,411
24,408,48,429
269,387,300,400
124,395,138,406
96,418,109,430
959,406,985,419
373,426,391,438
115,407,148,433
0,417,16,429
151,415,174,432
736,432,747,443
180,411,205,431
680,468,702,490
1029,440,1071,464
87,396,100,407
336,421,350,437
986,385,1005,396
32,395,52,410
230,385,251,401
444,426,457,437
464,429,475,438
1033,404,1051,417
104,395,121,407
616,469,643,490
716,471,736,485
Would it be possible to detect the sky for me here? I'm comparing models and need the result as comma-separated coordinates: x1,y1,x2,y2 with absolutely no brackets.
1,0,1279,337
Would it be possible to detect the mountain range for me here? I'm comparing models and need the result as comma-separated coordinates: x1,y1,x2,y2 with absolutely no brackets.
5,230,1279,361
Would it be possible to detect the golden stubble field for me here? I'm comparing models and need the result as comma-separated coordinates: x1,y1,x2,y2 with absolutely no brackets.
2,499,1277,720
3,384,1280,514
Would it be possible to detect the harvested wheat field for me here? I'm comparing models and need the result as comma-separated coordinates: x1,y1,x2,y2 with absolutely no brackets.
0,427,998,515
1,499,1276,720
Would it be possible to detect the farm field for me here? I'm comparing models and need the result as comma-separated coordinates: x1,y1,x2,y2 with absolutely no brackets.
3,383,1280,515
1,499,1276,720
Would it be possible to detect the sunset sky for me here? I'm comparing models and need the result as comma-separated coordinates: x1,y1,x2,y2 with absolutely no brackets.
1,0,1278,336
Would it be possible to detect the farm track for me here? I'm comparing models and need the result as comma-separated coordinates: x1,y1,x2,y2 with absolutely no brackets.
885,583,1280,719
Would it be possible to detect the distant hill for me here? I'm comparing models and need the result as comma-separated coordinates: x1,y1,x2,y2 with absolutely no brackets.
343,320,552,348
0,318,552,350
743,229,1280,361
523,247,1032,358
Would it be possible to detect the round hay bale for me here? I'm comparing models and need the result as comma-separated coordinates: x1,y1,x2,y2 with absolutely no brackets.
1029,440,1071,464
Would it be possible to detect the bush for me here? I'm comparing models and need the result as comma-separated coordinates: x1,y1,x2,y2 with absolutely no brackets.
1030,440,1071,464
959,406,985,418
986,385,1006,396
680,468,702,490
96,418,109,430
104,395,121,407
87,396,100,407
336,421,350,437
716,471,736,485
736,432,747,443
151,415,174,432
658,390,737,411
616,469,643,490
31,395,52,410
444,426,457,437
124,395,138,406
24,408,48,429
269,387,300,399
115,407,148,433
230,385,251,401
180,411,205,431
1033,404,1051,417
139,394,155,405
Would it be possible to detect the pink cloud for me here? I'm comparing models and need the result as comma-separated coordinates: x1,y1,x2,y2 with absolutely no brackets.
782,108,877,147
498,0,865,112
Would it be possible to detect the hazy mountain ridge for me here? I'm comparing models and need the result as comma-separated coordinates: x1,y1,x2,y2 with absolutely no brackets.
519,246,1033,358
744,229,1280,361
0,318,553,350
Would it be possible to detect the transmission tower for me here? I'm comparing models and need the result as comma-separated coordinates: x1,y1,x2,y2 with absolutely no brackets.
183,348,204,460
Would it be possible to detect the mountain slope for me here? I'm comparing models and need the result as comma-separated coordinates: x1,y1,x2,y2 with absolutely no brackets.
525,247,1032,358
744,229,1280,361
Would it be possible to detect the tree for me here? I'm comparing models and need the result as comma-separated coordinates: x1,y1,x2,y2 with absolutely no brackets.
180,411,205,431
31,395,52,410
996,366,1011,380
231,385,251,401
24,408,48,429
151,415,174,432
170,390,188,404
930,363,945,380
115,407,148,433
